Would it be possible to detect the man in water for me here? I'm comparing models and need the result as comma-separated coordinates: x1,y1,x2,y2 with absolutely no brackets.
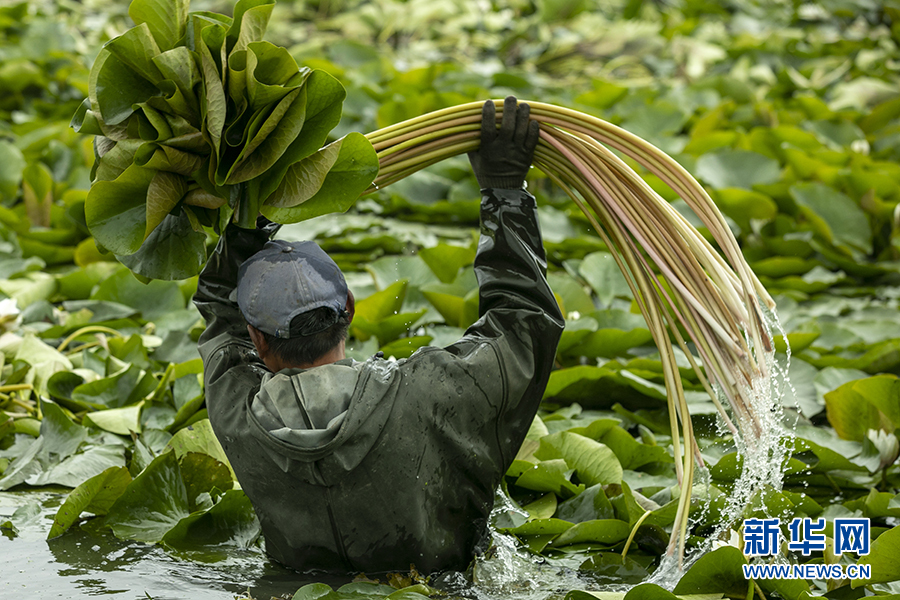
194,96,564,574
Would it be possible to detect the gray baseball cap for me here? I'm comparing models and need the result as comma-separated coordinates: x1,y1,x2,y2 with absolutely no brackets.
236,240,348,339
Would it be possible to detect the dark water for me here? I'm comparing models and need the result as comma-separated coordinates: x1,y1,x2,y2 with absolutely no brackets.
1,490,348,600
1,490,597,600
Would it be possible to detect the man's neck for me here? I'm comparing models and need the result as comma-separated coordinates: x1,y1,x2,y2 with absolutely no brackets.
298,343,346,369
272,341,346,372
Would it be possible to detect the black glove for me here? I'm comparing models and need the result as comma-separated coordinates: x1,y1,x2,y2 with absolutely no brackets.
255,214,281,237
468,96,540,190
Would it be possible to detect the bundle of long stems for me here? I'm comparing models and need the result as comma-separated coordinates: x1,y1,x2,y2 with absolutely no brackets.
364,101,777,562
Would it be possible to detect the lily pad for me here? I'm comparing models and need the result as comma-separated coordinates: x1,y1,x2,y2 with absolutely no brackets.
48,466,132,538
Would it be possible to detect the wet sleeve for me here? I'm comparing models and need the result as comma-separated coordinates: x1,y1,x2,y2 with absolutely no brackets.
193,219,279,372
443,187,565,461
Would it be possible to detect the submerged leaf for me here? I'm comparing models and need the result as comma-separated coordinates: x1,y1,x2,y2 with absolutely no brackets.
162,489,259,551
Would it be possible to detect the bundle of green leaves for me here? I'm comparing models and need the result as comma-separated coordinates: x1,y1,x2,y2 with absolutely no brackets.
72,0,379,281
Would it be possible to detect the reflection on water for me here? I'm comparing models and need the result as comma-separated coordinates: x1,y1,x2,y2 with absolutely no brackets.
1,490,350,599
1,489,619,600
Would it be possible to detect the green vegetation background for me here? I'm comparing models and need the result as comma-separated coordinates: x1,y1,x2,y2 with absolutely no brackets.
3,0,900,598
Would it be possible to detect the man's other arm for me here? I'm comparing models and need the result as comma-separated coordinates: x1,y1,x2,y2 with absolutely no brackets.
445,186,565,458
443,96,564,465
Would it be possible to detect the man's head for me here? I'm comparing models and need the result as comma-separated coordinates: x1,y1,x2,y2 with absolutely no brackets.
236,240,354,371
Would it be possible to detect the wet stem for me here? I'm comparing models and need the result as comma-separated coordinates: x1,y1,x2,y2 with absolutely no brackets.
364,100,780,565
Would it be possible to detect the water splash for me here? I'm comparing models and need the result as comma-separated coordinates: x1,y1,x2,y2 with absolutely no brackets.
439,301,797,596
649,301,795,588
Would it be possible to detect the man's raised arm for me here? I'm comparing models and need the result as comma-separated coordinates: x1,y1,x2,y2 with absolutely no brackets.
193,217,280,353
445,97,565,462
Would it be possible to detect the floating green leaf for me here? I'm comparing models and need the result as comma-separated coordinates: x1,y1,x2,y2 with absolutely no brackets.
105,451,191,543
535,431,623,486
695,150,781,190
672,546,748,597
47,466,132,538
791,182,872,255
854,525,900,586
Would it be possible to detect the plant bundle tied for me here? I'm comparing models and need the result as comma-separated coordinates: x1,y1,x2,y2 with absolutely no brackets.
76,0,785,566
72,0,379,280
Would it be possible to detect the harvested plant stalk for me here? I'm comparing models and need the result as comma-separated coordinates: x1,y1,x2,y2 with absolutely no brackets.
365,101,779,562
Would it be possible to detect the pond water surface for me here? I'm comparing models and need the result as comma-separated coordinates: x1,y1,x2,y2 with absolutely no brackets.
1,489,595,600
2,490,387,599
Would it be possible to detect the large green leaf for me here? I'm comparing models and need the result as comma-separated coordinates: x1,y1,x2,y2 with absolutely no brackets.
596,426,670,470
557,484,615,523
91,49,159,126
118,209,208,280
224,86,307,184
695,150,781,190
39,399,87,460
824,379,883,442
851,375,900,429
105,451,191,543
164,419,233,477
261,133,378,223
712,188,778,230
83,404,143,435
48,466,132,538
128,0,189,51
550,519,632,547
105,23,163,84
152,46,201,107
162,489,259,551
353,309,427,346
0,141,26,202
71,364,155,409
420,244,476,284
791,182,872,255
144,171,187,239
227,0,274,55
513,458,585,497
91,268,186,320
854,525,900,586
244,40,302,110
504,517,574,536
672,546,748,597
353,280,408,323
197,30,227,156
179,452,234,509
578,252,632,307
563,310,653,358
85,164,154,255
535,431,623,486
622,583,677,600
134,143,203,175
255,70,346,203
30,444,127,489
